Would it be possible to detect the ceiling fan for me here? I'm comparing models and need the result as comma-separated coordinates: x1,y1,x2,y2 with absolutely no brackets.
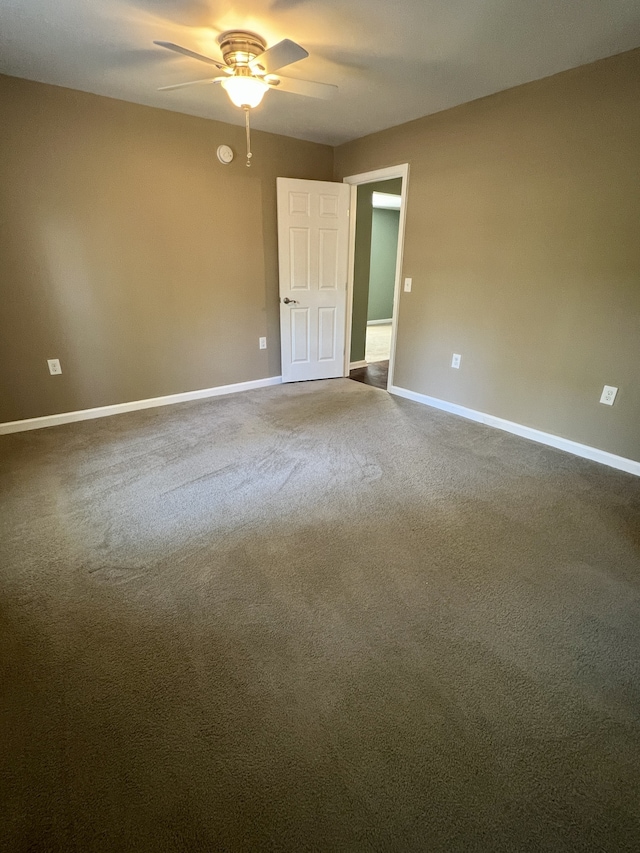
154,31,337,165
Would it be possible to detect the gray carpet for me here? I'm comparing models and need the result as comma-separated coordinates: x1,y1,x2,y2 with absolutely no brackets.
1,378,639,852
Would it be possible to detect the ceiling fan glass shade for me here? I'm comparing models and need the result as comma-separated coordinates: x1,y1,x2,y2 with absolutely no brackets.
221,75,269,108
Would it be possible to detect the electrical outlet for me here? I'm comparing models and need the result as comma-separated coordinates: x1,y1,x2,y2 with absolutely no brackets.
259,337,267,350
600,385,617,406
47,358,62,375
451,353,461,369
404,277,412,292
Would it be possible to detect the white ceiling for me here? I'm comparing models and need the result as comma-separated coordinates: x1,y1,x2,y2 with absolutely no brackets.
1,0,639,146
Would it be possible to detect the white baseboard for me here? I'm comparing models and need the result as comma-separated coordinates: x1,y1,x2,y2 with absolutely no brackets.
0,376,283,435
367,319,392,326
350,360,368,370
388,384,640,477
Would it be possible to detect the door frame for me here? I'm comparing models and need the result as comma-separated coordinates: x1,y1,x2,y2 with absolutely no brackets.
342,163,410,389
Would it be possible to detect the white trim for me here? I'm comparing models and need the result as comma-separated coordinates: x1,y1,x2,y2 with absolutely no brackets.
367,318,392,326
344,165,409,184
344,183,358,377
388,385,640,477
0,376,283,435
349,360,368,370
343,164,410,392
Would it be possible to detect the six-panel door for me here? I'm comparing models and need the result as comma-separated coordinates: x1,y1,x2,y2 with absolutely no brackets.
277,178,350,383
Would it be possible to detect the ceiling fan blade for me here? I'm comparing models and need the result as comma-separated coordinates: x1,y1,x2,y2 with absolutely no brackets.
268,75,337,100
158,77,225,91
250,39,308,74
153,41,230,72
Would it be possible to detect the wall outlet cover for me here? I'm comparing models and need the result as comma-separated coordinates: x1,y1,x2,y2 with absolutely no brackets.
47,358,62,375
600,385,618,405
452,353,461,369
259,337,267,349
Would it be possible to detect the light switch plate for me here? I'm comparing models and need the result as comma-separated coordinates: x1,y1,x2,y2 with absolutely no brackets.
451,353,461,369
404,277,412,292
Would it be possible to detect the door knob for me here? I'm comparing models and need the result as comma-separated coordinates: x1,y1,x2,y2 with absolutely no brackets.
283,297,298,304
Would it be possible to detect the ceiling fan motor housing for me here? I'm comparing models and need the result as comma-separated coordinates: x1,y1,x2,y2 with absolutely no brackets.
218,31,267,70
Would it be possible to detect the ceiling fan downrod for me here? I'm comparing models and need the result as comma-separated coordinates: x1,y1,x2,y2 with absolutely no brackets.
245,107,252,168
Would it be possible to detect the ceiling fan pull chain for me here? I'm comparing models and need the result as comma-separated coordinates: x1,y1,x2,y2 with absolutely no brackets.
245,107,252,167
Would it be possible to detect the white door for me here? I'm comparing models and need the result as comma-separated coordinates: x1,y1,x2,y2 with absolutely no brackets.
277,178,350,383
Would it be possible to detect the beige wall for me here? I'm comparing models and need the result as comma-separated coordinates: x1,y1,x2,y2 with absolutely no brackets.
2,50,639,464
336,49,640,463
0,75,333,422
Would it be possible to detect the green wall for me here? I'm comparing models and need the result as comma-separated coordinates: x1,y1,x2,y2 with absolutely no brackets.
368,208,400,322
350,178,402,363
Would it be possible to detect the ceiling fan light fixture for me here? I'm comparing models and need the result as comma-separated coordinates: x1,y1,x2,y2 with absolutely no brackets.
221,75,269,109
154,30,333,167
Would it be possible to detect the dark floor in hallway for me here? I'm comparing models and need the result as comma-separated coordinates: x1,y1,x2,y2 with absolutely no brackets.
349,359,389,389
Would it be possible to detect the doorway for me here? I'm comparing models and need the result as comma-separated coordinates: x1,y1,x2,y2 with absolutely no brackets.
342,165,409,391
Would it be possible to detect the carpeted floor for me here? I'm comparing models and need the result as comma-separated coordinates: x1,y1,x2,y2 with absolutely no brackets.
1,378,640,852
